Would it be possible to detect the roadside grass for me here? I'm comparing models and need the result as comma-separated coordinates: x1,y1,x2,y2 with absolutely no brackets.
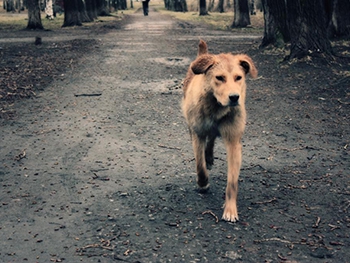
154,4,264,33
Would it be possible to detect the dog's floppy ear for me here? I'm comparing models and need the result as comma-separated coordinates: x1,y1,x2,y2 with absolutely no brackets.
191,54,216,75
237,54,258,78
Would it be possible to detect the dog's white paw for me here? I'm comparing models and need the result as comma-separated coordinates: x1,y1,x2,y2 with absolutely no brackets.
222,203,239,222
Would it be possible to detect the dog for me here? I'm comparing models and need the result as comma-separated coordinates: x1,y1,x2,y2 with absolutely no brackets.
181,40,257,222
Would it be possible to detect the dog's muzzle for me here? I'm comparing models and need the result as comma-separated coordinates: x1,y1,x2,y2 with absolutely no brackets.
229,94,240,107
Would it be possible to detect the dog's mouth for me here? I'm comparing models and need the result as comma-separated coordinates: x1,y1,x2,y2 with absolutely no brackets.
228,101,239,107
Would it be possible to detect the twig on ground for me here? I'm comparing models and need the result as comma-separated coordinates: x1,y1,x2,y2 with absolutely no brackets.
202,210,219,223
252,197,277,205
312,217,321,228
74,93,102,97
254,237,294,244
158,144,181,150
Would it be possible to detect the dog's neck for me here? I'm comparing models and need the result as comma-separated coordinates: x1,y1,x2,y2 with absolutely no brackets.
203,92,234,120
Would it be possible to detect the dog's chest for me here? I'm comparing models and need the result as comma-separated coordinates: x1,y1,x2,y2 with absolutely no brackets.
195,107,236,137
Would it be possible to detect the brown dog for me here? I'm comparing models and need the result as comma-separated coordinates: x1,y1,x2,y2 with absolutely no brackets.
182,40,257,222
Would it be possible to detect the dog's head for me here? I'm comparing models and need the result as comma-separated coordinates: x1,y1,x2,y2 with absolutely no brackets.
190,44,257,107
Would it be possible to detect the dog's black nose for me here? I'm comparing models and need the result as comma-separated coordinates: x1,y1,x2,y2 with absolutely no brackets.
229,94,239,104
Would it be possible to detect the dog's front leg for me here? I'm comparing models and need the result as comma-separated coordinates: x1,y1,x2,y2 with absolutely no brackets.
191,133,209,190
222,139,242,222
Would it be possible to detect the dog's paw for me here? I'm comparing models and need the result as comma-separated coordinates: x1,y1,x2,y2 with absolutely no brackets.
222,203,239,222
197,183,210,193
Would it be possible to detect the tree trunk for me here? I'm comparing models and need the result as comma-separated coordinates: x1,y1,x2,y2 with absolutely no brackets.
199,0,208,15
27,0,43,29
45,0,54,19
287,0,333,59
96,0,110,15
328,0,350,37
62,0,82,27
231,0,250,27
260,0,289,48
85,0,98,21
175,0,187,11
216,0,224,13
78,0,92,22
5,0,16,12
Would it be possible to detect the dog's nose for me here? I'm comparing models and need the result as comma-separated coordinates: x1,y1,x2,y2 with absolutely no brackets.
229,94,240,104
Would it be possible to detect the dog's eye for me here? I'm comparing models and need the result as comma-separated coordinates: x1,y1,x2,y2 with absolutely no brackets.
235,76,242,81
216,76,225,82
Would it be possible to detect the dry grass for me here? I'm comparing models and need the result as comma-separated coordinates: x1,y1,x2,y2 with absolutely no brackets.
151,0,264,33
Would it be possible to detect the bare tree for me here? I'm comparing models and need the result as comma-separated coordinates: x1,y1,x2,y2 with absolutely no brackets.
27,0,43,29
199,0,208,15
164,0,187,11
287,0,332,59
62,0,82,27
45,0,54,19
85,0,98,21
78,0,93,22
327,0,350,38
216,0,224,13
231,0,250,27
260,0,289,48
96,0,109,15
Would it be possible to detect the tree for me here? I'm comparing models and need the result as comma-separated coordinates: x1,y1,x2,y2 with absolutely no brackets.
260,0,289,48
96,0,110,16
260,0,334,59
62,0,82,27
287,0,332,59
86,0,98,21
327,0,350,37
27,0,44,29
216,0,224,13
199,0,208,15
231,0,250,27
78,0,93,22
164,0,187,11
4,0,15,12
45,0,54,19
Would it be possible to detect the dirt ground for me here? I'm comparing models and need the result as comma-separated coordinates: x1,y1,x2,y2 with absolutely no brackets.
0,9,349,263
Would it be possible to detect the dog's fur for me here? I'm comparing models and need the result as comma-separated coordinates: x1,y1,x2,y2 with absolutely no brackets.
182,40,257,222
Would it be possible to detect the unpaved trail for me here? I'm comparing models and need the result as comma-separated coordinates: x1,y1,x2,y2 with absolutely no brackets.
1,10,349,263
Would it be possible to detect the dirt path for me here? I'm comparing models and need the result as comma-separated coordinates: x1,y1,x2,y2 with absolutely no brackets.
1,10,349,263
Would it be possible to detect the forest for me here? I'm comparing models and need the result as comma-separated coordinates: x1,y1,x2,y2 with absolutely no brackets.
3,0,350,60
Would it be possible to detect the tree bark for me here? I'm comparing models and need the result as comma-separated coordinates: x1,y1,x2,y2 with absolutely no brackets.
287,0,333,59
62,0,82,27
96,0,110,16
231,0,250,28
27,0,43,29
216,0,224,13
85,0,98,21
328,0,350,37
260,0,289,48
199,0,208,15
45,0,54,19
78,0,93,22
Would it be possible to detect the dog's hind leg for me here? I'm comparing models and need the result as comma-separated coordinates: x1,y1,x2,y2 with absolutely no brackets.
191,133,209,190
222,139,242,222
205,135,216,170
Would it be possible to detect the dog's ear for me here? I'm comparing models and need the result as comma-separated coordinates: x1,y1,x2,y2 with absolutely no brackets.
198,39,208,56
237,55,258,78
191,54,216,75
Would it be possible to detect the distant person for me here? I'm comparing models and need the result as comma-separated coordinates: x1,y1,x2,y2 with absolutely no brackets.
142,0,150,16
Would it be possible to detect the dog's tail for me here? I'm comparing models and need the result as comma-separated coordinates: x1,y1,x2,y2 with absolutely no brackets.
198,39,208,56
